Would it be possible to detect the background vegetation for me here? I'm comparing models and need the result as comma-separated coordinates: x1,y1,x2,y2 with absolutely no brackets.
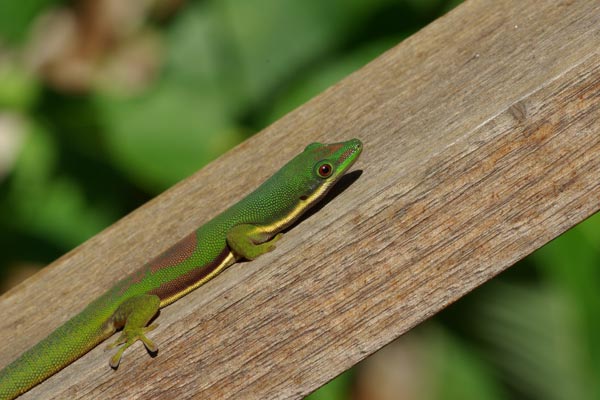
0,1,598,399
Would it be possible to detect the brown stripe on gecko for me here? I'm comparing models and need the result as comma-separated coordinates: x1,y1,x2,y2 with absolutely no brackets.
148,231,199,274
319,143,343,157
338,147,355,164
115,232,201,296
149,246,232,304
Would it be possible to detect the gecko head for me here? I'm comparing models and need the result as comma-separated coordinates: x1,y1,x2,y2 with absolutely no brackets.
257,138,362,229
294,138,363,204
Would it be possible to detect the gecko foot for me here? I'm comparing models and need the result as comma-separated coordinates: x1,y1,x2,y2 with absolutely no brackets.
107,324,158,369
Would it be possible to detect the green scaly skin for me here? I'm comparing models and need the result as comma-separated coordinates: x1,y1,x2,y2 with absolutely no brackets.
0,139,363,399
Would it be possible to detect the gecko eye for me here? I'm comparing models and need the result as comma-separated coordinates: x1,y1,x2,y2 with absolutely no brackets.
317,163,333,178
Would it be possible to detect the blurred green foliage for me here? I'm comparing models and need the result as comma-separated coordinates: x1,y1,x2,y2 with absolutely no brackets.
0,0,62,43
0,1,598,399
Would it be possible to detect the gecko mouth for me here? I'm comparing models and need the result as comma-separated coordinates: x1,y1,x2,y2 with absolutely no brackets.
337,139,363,171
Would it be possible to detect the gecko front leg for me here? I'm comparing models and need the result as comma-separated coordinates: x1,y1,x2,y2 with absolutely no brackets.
226,224,283,260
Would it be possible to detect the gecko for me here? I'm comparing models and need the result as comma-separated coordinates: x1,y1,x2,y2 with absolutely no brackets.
0,139,363,399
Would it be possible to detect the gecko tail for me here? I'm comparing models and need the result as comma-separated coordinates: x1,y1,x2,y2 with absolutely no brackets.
0,305,112,399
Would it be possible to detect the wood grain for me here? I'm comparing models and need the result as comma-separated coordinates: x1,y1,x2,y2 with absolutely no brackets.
1,0,599,398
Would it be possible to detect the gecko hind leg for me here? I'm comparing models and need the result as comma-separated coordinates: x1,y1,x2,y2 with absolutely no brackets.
106,294,161,369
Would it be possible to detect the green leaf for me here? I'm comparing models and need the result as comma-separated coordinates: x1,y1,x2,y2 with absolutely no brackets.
427,326,507,400
0,0,61,43
6,122,114,248
96,84,243,192
0,59,40,110
306,369,353,400
219,0,396,105
471,282,595,400
262,38,399,125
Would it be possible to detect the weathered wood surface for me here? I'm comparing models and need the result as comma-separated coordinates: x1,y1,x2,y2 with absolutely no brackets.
1,0,599,398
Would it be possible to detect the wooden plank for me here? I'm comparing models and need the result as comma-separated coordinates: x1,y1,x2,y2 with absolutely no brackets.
1,0,599,398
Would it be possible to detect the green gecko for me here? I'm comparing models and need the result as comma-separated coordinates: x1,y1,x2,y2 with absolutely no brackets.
0,139,362,399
